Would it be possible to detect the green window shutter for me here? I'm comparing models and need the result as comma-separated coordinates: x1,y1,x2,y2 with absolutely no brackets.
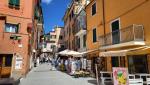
16,24,19,33
15,0,20,6
9,0,14,5
35,7,39,19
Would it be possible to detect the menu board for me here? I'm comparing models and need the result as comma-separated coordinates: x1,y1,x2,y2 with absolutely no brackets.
87,60,92,71
113,67,129,85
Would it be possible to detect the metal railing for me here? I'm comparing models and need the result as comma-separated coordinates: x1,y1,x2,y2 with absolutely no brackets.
99,24,144,46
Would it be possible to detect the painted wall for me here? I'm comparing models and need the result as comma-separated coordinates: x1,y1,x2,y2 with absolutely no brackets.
0,0,35,79
101,0,150,71
86,0,103,52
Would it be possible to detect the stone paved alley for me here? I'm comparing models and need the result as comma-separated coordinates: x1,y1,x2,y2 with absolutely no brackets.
19,64,97,85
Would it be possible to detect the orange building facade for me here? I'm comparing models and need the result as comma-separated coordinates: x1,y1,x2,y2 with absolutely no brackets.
86,0,150,74
0,0,43,79
85,0,105,74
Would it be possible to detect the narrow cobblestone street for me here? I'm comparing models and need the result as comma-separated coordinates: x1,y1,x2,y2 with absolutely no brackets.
19,64,97,85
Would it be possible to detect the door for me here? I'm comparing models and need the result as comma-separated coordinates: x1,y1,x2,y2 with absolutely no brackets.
0,54,13,78
111,57,119,67
111,20,120,44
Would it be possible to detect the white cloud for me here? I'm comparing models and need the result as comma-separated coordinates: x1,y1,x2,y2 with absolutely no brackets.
42,0,53,5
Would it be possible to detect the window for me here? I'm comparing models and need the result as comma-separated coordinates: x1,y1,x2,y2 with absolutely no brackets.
51,35,56,39
92,3,96,16
111,19,120,44
78,38,80,48
51,45,56,49
9,0,20,7
44,43,46,48
61,45,65,49
50,41,55,43
59,36,63,40
34,7,39,19
128,55,148,73
83,35,86,47
93,28,97,42
5,23,19,33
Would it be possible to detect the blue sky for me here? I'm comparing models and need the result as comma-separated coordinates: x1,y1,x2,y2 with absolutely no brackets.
41,0,71,34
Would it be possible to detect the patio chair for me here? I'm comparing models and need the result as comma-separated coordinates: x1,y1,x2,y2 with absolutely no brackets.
146,78,150,85
129,79,143,85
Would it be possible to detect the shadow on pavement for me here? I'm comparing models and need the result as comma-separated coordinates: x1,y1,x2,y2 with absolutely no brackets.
87,79,97,85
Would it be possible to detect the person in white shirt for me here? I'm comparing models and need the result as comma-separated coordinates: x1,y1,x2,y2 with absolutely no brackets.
65,59,69,73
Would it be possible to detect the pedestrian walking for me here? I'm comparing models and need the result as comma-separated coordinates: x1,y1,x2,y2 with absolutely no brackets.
36,57,40,66
65,59,69,72
34,58,37,67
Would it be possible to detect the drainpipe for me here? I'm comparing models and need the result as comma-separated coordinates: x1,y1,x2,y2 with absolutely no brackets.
102,0,107,71
102,0,106,38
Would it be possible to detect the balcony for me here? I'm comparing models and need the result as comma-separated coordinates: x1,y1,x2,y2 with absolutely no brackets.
99,24,145,50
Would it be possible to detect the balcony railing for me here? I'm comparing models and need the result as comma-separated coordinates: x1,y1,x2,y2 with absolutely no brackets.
99,24,144,47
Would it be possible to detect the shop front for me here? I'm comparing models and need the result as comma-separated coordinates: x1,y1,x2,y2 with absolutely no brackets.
99,46,150,74
128,55,148,74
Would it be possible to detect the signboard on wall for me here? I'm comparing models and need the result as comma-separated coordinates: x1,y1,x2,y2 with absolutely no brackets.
87,60,92,71
113,67,129,85
15,57,23,70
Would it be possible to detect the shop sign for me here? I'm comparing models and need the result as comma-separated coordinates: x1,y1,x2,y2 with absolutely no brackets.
87,60,91,71
15,57,23,70
113,67,129,85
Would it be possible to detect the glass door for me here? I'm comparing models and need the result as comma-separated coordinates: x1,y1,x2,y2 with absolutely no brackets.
111,20,120,44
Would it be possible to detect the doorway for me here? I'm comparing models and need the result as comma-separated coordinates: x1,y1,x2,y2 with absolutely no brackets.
0,54,13,78
111,19,120,44
111,57,119,67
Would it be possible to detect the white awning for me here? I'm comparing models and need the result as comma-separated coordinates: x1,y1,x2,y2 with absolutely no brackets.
66,50,83,57
99,50,128,57
58,49,69,55
99,46,150,57
75,29,86,36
